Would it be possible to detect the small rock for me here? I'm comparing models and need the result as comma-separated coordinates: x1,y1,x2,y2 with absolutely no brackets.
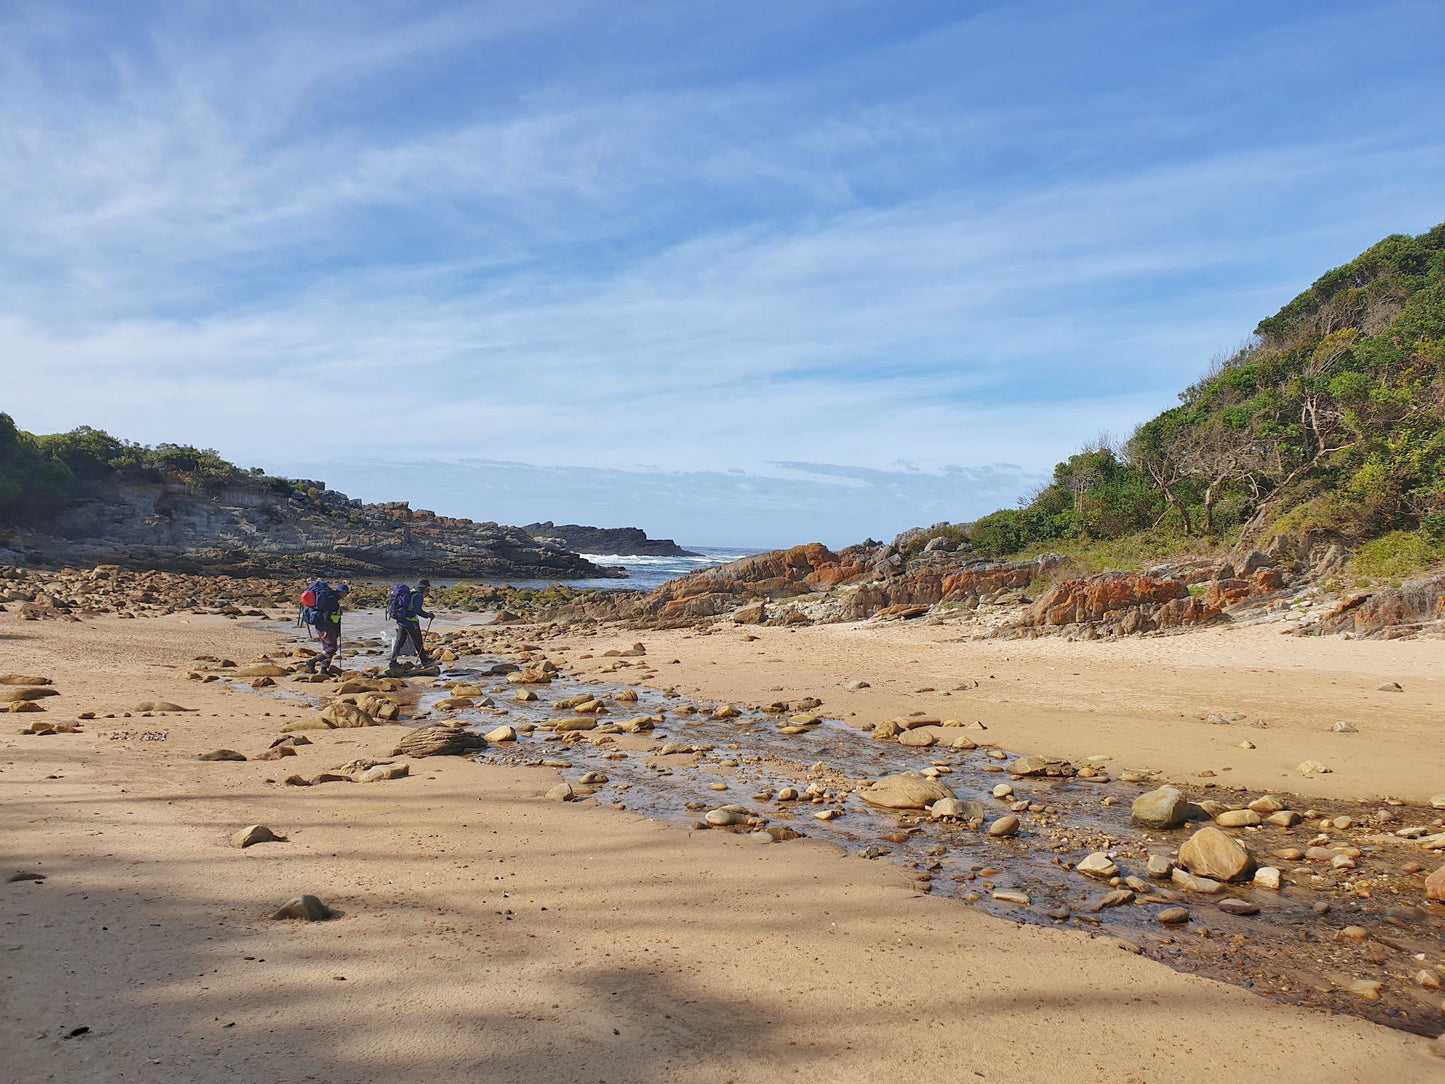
197,749,247,762
1253,867,1282,891
358,763,409,782
987,815,1020,838
1179,826,1255,882
1217,898,1259,916
1146,854,1174,879
991,890,1030,906
270,894,332,921
1076,852,1119,880
1297,760,1332,775
1346,978,1383,1000
992,783,1013,799
1131,785,1189,829
1157,907,1190,925
230,825,283,848
1215,809,1262,828
484,725,517,742
1336,925,1369,944
546,783,575,802
1266,811,1301,828
1247,795,1284,814
1171,868,1225,894
1331,721,1358,733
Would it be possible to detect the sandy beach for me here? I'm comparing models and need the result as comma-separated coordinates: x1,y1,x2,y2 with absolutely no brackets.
3,609,1443,1083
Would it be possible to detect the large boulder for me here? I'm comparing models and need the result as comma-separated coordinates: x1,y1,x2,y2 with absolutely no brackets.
1427,865,1445,902
1131,786,1190,829
858,773,956,810
392,723,485,758
319,701,376,728
1179,826,1255,883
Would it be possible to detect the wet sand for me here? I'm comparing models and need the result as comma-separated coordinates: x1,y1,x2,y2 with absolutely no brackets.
2,610,1442,1082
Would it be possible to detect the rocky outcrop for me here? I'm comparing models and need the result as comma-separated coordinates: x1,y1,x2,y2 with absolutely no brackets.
994,572,1226,639
2,479,616,579
522,523,699,557
1316,576,1445,639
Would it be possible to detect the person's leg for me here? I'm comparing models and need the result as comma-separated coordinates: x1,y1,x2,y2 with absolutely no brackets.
408,623,431,665
316,628,338,670
389,623,407,664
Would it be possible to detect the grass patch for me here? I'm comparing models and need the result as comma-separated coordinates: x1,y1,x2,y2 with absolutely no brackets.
1346,529,1445,582
1007,528,1232,575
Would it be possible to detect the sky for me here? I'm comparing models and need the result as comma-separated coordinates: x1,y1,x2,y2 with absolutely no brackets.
2,1,1443,548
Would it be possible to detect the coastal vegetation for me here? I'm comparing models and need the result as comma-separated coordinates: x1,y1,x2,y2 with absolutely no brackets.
944,224,1445,574
0,413,291,519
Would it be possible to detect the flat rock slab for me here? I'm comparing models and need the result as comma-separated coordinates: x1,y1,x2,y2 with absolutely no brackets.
132,701,193,713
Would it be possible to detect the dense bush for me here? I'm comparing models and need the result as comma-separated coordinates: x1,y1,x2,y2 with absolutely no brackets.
0,413,260,519
960,223,1445,562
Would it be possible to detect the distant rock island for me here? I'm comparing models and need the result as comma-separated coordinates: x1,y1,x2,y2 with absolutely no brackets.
523,522,699,557
0,418,619,580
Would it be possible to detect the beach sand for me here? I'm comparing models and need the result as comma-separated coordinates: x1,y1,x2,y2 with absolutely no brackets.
2,611,1441,1083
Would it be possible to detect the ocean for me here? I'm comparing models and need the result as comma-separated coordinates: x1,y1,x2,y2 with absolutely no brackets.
493,546,760,593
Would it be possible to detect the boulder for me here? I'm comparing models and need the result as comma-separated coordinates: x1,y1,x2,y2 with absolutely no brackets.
1131,786,1189,829
858,773,956,810
392,724,485,758
1179,826,1255,883
1427,865,1445,902
319,702,375,728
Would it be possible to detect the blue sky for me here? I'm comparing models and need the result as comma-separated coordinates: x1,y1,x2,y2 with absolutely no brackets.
2,1,1443,547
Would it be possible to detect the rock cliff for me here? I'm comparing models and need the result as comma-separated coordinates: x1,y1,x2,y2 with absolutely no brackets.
522,523,698,557
1,479,618,580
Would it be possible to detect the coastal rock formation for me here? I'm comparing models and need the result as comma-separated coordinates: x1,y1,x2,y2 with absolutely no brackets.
2,478,615,580
522,523,699,557
1316,576,1445,639
994,573,1226,639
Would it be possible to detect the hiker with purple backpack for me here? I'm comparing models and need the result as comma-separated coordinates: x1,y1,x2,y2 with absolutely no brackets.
387,579,434,668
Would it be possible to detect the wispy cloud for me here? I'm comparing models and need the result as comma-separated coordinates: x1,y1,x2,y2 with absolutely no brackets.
1,2,1442,542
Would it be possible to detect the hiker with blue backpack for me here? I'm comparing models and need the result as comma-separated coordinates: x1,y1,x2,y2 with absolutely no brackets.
300,580,349,673
387,579,434,668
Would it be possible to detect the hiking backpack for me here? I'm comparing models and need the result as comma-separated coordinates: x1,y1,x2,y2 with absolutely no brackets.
387,583,412,621
300,579,333,627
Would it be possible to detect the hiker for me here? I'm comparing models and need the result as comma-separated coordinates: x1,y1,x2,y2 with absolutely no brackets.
303,581,349,673
388,578,434,667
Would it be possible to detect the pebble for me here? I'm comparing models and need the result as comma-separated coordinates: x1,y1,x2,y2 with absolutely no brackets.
1157,906,1190,925
814,809,837,821
992,783,1013,799
1146,854,1174,879
1217,898,1259,916
1336,926,1369,944
992,890,1030,906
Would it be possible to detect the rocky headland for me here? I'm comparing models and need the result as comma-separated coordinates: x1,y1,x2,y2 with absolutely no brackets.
522,522,699,557
1,476,617,580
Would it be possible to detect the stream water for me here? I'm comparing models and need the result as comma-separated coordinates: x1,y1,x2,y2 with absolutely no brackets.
251,615,1445,1038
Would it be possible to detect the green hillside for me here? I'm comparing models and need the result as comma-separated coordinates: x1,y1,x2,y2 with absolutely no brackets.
953,223,1445,569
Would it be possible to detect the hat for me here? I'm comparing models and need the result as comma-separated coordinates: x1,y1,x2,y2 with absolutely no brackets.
336,582,350,594
418,578,431,588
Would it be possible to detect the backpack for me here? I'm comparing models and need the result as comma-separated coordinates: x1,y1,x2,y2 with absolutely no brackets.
300,580,334,628
387,583,412,621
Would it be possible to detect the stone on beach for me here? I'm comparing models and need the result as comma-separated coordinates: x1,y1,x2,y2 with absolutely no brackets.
392,724,485,758
1179,827,1255,882
231,824,283,848
1007,755,1075,778
197,748,247,761
858,773,956,810
270,894,332,921
1076,852,1119,879
1131,785,1189,829
987,815,1020,837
